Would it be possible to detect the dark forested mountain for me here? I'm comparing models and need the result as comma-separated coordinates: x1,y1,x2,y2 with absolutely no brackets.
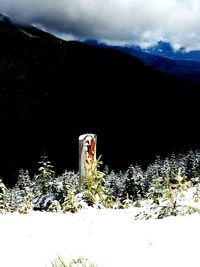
1,15,200,185
118,45,200,85
86,40,200,85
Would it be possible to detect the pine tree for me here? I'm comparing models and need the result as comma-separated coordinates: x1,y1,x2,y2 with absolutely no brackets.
124,165,144,201
16,169,32,192
34,154,55,195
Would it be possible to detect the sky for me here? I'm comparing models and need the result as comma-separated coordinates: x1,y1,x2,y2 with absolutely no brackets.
0,209,200,267
0,0,200,51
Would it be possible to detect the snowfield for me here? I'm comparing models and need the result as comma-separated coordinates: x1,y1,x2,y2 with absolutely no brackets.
0,209,200,267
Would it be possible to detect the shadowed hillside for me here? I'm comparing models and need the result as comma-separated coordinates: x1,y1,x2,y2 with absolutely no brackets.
1,16,200,185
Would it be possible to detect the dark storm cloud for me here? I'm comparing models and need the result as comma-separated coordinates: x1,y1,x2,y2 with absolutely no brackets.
0,0,200,51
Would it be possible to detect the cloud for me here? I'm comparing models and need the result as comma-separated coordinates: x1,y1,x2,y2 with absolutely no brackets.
0,0,200,51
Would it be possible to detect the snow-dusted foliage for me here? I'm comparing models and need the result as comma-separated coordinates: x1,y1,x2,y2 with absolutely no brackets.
0,178,7,213
1,150,200,217
51,256,98,267
105,170,125,199
136,167,200,220
0,157,79,213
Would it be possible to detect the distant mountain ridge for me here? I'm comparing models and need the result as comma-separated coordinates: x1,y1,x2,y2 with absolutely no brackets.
1,14,200,185
85,40,200,85
118,45,200,85
144,41,200,61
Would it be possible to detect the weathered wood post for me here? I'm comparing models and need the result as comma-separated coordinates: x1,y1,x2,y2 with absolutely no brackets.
79,133,97,188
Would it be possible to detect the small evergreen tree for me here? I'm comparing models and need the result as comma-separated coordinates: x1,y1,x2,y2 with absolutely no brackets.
105,170,125,199
16,169,32,191
82,156,112,207
124,165,144,201
34,154,55,195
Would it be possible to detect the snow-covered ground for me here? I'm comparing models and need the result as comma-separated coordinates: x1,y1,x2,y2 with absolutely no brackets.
0,209,200,267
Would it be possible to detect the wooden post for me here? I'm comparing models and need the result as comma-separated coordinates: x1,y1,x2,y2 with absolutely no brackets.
79,133,97,188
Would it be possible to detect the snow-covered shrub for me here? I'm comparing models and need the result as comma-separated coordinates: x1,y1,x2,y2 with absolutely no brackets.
135,167,200,219
13,169,34,213
17,192,33,214
105,170,126,199
124,165,145,200
61,157,114,212
51,171,79,202
182,150,200,181
146,150,200,188
30,154,81,211
48,200,62,212
81,157,111,207
32,155,57,210
143,151,200,201
104,165,150,204
34,155,55,195
33,170,79,211
62,191,88,213
16,169,32,191
2,150,200,215
3,188,17,212
1,171,34,214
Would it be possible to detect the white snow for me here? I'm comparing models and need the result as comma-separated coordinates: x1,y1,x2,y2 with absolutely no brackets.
0,209,200,267
20,29,38,39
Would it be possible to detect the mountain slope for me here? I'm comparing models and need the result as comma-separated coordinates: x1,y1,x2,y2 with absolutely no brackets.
118,45,200,84
0,17,200,185
86,41,200,84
